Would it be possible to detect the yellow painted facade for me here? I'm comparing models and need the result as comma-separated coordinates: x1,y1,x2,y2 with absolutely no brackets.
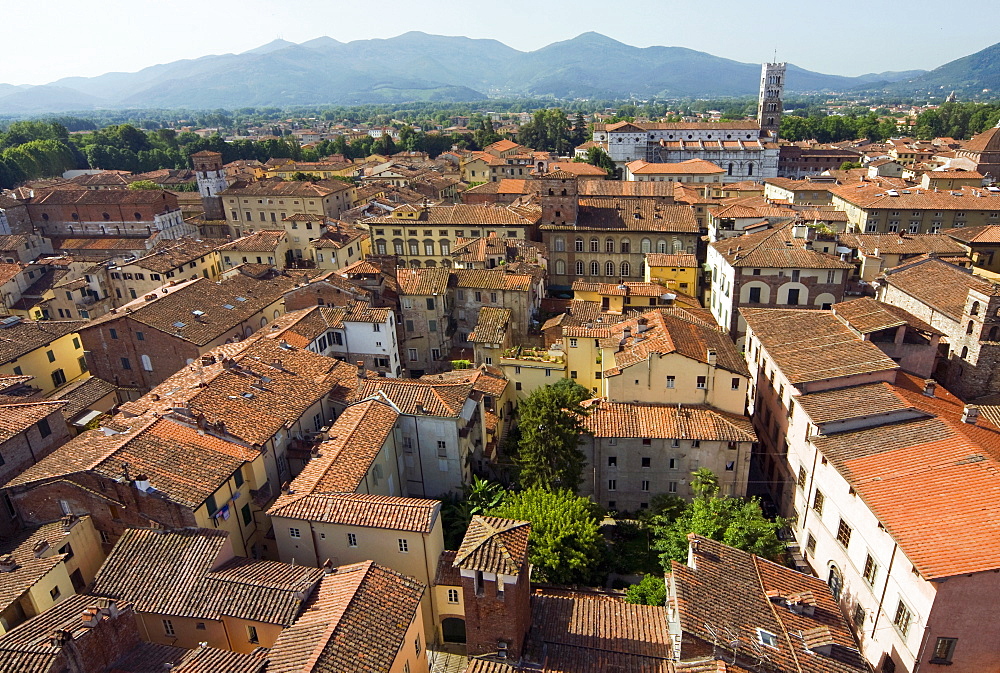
0,328,88,395
644,261,699,294
499,349,567,401
563,334,605,396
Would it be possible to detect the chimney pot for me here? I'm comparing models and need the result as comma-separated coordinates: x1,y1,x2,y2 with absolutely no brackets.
961,404,980,425
922,379,936,397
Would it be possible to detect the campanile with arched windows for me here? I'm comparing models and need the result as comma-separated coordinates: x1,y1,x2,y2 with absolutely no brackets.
757,62,786,142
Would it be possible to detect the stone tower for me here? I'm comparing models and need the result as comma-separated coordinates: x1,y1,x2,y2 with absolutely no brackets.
758,62,786,142
454,516,532,661
538,170,579,227
191,150,229,220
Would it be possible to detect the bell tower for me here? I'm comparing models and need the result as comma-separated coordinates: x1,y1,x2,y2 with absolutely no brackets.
191,150,229,220
758,62,786,142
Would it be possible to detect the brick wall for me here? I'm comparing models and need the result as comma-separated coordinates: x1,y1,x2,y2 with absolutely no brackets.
79,317,202,391
461,563,531,660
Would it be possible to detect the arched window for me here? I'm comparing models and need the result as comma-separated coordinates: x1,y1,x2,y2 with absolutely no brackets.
727,163,734,176
620,239,630,253
140,354,152,372
620,261,631,277
590,261,600,276
971,301,981,316
273,310,280,320
606,261,615,276
575,260,585,275
41,213,49,221
960,346,969,359
590,238,599,252
747,164,754,177
673,240,683,253
441,259,452,268
134,212,142,221
554,237,565,252
425,260,437,268
641,238,652,253
260,317,268,328
575,238,584,252
102,212,111,221
967,320,975,334
828,565,843,601
606,238,615,253
555,259,566,275
657,240,667,253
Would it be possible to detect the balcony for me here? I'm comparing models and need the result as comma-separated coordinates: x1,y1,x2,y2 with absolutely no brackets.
501,346,564,363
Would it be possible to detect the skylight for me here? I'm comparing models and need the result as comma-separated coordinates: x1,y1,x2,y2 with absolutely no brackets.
757,629,779,648
172,322,186,329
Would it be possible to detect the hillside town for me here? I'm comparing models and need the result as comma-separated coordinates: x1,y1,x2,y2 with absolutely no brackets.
0,60,999,673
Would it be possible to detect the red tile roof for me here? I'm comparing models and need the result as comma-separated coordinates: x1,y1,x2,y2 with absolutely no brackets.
581,400,755,442
455,516,530,576
269,493,439,533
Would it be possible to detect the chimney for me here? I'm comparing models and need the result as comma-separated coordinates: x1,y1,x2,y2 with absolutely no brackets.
134,474,151,492
81,607,100,628
707,349,718,366
33,539,50,557
201,354,216,366
49,629,73,647
0,554,18,573
922,379,936,397
961,404,980,425
322,559,335,574
61,514,79,532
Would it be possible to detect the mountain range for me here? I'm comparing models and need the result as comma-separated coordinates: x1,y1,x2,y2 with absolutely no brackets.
0,32,995,115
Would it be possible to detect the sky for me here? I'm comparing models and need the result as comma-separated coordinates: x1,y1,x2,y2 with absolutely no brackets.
5,0,998,85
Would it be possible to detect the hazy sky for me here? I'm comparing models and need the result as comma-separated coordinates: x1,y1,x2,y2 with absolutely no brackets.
5,0,997,85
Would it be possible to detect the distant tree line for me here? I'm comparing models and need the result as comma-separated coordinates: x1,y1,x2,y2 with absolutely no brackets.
913,102,1000,140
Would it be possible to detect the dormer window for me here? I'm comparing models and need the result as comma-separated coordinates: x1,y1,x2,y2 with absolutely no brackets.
757,629,779,648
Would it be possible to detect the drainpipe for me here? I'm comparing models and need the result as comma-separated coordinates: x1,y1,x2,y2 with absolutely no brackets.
872,542,898,638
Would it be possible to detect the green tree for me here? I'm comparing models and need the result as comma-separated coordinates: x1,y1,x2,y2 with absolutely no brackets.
690,467,720,499
624,574,667,606
127,180,161,190
487,487,604,585
439,476,507,549
839,161,863,170
650,480,786,568
580,146,616,176
515,379,592,491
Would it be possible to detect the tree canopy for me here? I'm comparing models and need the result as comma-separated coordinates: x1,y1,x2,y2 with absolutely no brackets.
514,379,592,492
487,487,605,585
624,574,667,606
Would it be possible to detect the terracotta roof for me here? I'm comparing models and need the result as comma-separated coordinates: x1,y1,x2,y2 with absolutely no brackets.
396,267,450,296
5,416,258,509
671,536,867,673
454,268,533,292
543,199,698,233
218,178,351,198
469,306,511,344
0,518,86,613
579,181,678,198
572,280,671,297
120,335,358,446
131,237,223,274
0,400,67,443
742,308,899,385
645,252,699,268
523,588,672,670
829,182,1000,210
837,232,966,256
600,121,760,132
266,561,424,673
710,224,852,269
0,319,84,366
795,382,919,424
603,309,749,378
543,161,608,176
269,493,440,533
627,159,725,175
454,516,530,576
30,188,177,208
92,528,323,625
811,373,1000,579
881,257,999,321
355,376,473,417
944,223,1000,244
363,203,539,226
435,550,462,587
216,230,287,252
832,297,941,335
280,399,399,496
581,401,755,442
82,272,297,346
960,126,1000,153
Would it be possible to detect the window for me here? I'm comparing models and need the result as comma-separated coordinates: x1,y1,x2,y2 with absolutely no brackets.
398,538,409,553
196,622,206,630
241,503,252,526
447,588,460,603
408,348,418,361
668,481,678,493
575,261,585,275
893,600,913,637
37,418,52,438
805,534,817,554
590,261,599,276
46,349,55,363
836,518,852,548
289,527,301,538
347,533,358,547
51,369,66,387
786,288,800,305
696,376,707,389
853,604,866,629
813,490,825,515
641,480,650,491
109,328,118,340
608,456,617,467
641,457,651,468
931,637,957,664
757,629,778,648
247,626,259,644
621,261,630,276
882,655,897,673
861,553,879,586
748,286,761,303
731,378,740,390
608,480,616,491
666,376,675,388
590,238,599,252
569,338,578,348
415,634,422,655
163,619,175,636
121,357,131,371
575,238,584,252
49,585,61,600
141,355,152,372
437,440,447,457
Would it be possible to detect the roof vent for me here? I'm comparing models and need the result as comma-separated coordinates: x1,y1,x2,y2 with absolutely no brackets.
961,404,979,425
0,554,17,573
922,379,936,397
